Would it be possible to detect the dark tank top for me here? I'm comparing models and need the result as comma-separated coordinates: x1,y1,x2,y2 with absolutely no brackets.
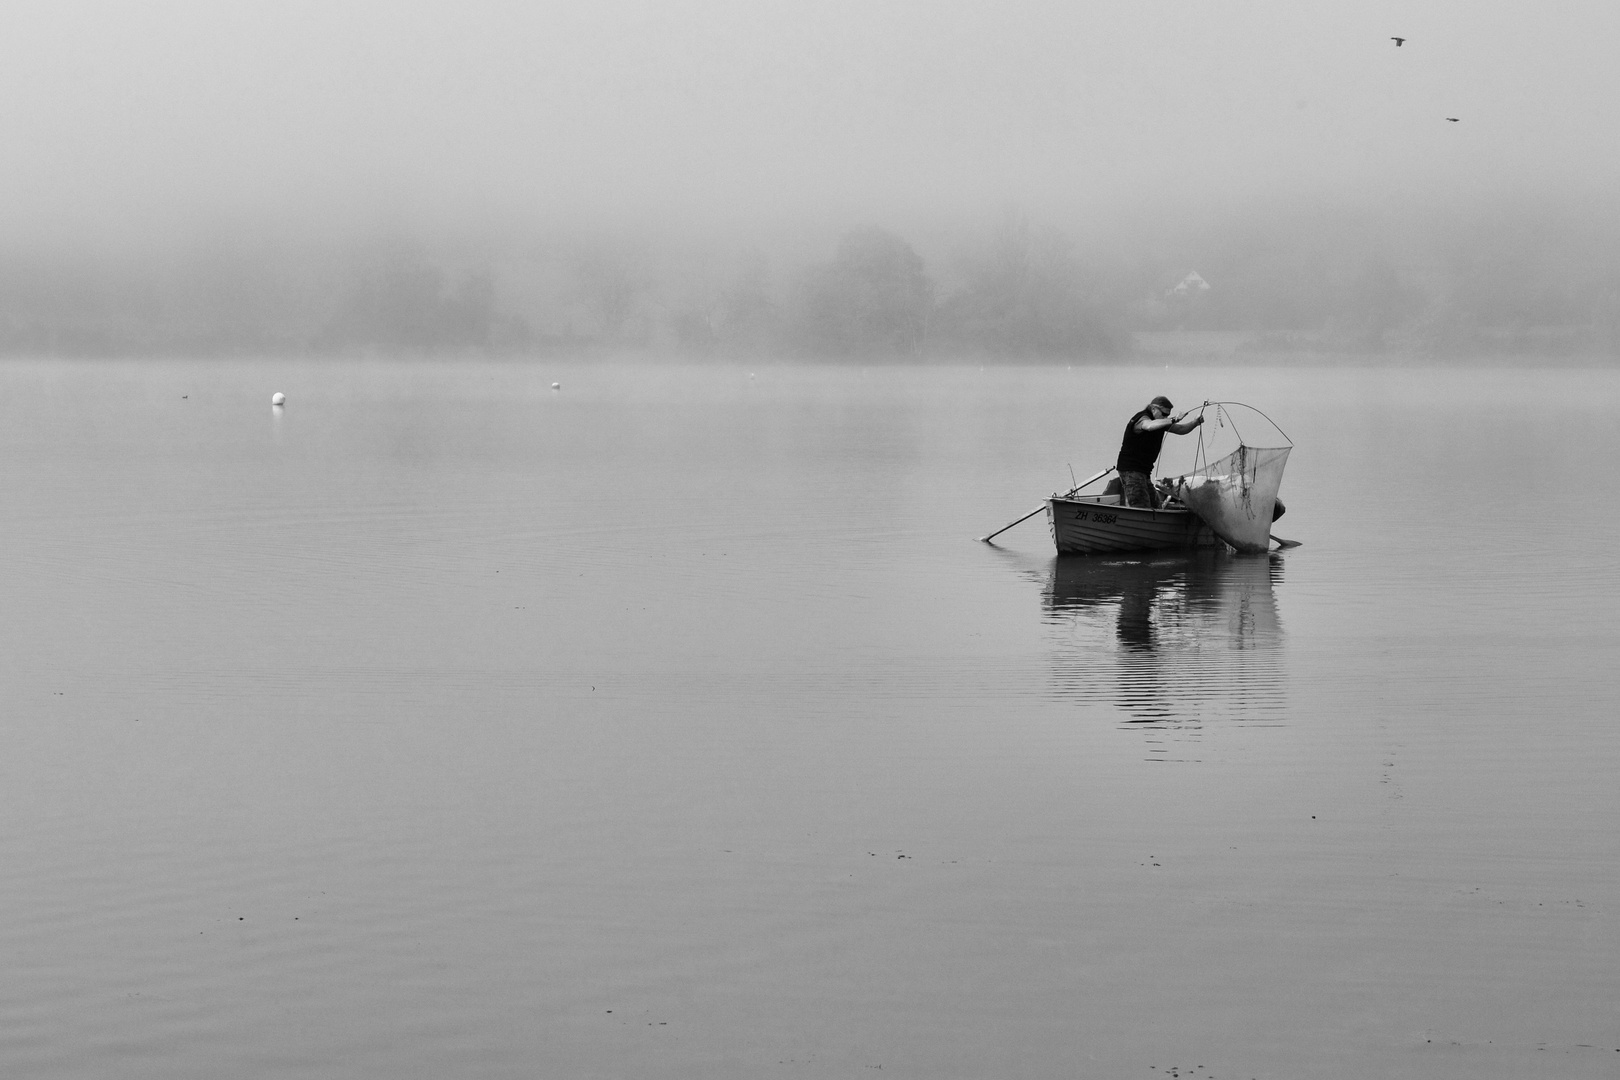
1116,408,1166,474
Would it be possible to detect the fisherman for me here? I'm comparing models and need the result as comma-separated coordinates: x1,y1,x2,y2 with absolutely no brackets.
1115,396,1204,508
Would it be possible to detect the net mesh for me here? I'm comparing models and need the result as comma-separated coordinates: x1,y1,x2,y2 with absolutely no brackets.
1175,444,1291,554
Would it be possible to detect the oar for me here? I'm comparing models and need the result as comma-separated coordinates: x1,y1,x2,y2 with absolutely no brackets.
1270,535,1302,548
979,468,1112,543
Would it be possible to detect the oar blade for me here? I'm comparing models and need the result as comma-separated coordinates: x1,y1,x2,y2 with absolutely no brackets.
978,502,1048,543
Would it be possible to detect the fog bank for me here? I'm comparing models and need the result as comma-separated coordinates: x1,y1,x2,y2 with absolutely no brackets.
5,198,1620,363
6,2,1620,359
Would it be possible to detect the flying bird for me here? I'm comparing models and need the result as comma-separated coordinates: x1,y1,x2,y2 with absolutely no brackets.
1391,36,1405,46
1446,117,1460,122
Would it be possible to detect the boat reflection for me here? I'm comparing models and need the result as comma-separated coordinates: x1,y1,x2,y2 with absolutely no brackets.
1042,551,1287,741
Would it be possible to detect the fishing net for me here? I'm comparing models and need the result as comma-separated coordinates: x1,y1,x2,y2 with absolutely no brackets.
1176,444,1291,554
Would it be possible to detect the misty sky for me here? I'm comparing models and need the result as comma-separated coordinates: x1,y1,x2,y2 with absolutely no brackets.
4,0,1618,244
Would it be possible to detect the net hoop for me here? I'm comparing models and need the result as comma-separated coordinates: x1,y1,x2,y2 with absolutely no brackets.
1184,400,1292,478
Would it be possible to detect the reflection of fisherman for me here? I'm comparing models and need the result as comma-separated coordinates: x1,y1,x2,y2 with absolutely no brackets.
1115,575,1157,651
1116,396,1204,508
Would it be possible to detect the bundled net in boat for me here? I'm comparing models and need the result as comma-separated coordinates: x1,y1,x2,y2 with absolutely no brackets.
1175,443,1291,554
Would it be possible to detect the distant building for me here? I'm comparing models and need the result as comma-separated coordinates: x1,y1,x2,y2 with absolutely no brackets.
1166,271,1211,298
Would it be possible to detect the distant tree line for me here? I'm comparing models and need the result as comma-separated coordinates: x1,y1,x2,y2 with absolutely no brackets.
3,205,1620,361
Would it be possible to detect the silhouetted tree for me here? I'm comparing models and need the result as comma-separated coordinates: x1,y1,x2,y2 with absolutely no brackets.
712,249,780,356
570,239,648,342
794,227,932,358
325,245,505,350
936,212,1119,357
1340,255,1419,350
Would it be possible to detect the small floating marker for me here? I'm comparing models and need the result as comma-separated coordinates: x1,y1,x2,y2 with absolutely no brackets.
551,382,561,390
271,392,286,406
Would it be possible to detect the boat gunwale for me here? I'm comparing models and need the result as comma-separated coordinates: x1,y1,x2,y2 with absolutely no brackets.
1047,493,1198,520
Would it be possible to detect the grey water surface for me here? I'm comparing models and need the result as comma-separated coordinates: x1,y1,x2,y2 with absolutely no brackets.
0,360,1615,1080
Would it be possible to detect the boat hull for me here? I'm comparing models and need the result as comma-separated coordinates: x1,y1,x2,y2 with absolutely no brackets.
1046,495,1218,556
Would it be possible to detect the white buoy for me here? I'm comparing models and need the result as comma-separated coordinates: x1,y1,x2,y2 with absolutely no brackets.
271,392,286,406
551,382,560,390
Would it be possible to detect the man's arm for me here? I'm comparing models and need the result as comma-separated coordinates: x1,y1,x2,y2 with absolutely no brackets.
1166,412,1204,435
1134,412,1205,435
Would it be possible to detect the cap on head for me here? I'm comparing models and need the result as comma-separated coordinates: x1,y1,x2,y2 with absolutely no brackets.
1150,395,1173,411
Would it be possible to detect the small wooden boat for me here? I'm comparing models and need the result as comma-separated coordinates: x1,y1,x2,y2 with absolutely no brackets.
980,403,1294,556
1045,492,1218,556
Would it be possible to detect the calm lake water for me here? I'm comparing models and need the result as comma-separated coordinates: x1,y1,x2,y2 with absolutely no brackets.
0,359,1615,1079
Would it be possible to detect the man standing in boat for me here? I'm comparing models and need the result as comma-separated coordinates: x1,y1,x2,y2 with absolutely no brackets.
1116,396,1203,508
